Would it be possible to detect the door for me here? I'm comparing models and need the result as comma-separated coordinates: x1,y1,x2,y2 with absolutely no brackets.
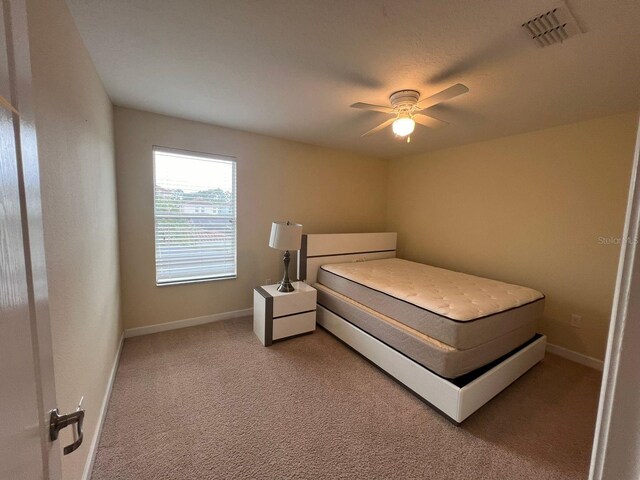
589,117,640,479
0,0,62,478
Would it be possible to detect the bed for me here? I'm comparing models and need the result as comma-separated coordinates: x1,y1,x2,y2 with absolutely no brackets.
297,232,547,424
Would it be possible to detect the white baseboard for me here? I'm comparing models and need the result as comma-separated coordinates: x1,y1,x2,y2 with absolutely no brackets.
546,342,604,371
123,308,253,338
82,332,125,480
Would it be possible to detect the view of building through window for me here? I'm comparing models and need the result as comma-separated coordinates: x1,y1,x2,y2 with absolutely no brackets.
153,147,237,284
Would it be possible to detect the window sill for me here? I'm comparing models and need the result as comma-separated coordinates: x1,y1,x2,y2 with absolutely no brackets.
156,275,237,287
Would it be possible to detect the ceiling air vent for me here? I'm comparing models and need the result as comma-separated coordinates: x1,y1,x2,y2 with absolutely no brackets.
522,4,582,47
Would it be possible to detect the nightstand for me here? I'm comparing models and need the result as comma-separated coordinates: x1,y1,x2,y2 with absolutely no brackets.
253,282,317,346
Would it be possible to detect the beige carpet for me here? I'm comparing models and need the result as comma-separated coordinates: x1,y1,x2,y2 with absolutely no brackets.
92,317,602,480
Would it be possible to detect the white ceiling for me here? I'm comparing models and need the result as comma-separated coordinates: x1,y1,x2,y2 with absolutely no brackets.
66,0,640,159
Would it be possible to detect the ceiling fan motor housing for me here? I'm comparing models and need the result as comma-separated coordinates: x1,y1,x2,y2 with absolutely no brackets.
389,89,420,113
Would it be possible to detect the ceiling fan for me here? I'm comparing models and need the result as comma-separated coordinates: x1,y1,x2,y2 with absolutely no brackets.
350,83,469,142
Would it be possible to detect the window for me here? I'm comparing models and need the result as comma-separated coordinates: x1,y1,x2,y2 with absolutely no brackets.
153,147,237,285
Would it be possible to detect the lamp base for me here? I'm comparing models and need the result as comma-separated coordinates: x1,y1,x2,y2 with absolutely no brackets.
277,250,296,293
277,281,295,293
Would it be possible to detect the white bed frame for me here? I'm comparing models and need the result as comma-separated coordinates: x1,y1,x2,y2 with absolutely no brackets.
297,232,546,424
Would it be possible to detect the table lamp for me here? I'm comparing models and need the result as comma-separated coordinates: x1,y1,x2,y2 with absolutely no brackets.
269,221,302,292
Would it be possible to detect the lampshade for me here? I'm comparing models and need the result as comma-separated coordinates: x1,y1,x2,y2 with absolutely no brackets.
392,116,415,137
269,221,302,251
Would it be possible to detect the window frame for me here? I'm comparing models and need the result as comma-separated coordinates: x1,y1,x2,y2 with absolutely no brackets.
152,145,238,287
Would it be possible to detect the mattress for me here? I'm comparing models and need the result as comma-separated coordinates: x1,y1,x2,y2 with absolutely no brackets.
315,283,537,378
318,258,544,349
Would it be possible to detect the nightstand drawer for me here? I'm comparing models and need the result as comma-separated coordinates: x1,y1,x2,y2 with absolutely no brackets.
272,289,316,318
273,311,316,340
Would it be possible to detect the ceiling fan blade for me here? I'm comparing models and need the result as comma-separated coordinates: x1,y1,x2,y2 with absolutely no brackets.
362,117,395,136
415,83,469,111
351,102,394,114
413,113,449,129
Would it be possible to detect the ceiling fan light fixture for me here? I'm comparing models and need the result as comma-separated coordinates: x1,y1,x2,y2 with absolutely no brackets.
351,84,468,139
392,116,415,137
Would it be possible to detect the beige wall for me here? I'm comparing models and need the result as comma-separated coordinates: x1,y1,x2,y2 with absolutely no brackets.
27,0,121,478
115,107,388,329
387,112,638,360
117,108,636,359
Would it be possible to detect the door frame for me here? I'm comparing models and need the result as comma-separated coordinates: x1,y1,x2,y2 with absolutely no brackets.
589,113,640,479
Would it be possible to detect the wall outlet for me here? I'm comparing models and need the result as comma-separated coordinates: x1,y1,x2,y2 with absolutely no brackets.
265,278,272,285
571,314,582,328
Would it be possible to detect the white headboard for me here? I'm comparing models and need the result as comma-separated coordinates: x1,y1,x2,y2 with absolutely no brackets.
297,232,397,284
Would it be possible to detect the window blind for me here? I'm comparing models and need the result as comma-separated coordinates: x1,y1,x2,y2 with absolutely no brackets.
153,147,237,285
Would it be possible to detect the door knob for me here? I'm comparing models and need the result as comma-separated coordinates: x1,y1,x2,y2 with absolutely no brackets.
49,397,85,455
